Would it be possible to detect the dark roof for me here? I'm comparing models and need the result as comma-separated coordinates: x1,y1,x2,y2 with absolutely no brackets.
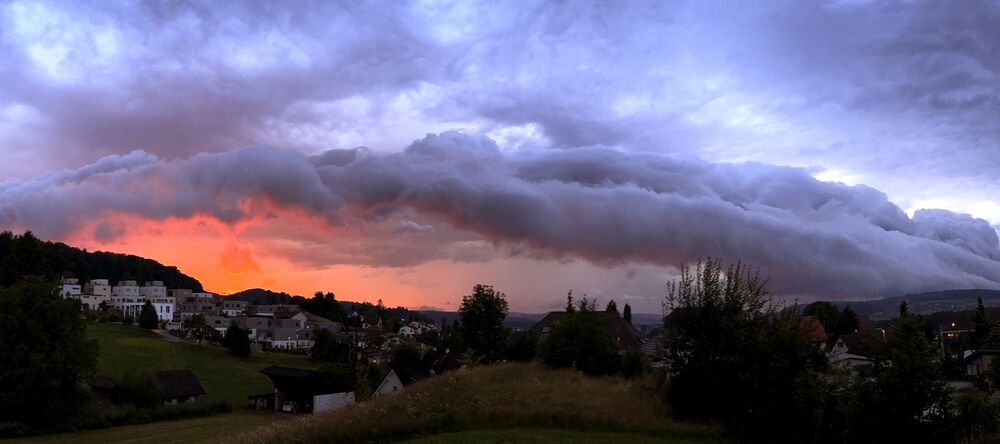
418,350,462,375
965,348,1000,363
91,375,118,392
833,332,883,357
530,311,645,352
394,368,431,386
260,365,321,379
156,370,205,399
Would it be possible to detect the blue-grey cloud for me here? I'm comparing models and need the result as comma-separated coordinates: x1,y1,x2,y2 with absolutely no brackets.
2,133,998,299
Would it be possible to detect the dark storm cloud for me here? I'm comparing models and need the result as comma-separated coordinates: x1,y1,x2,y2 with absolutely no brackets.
3,132,998,298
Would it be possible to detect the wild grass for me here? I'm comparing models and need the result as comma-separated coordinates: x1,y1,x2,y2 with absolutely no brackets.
8,411,289,444
229,363,723,444
397,428,718,443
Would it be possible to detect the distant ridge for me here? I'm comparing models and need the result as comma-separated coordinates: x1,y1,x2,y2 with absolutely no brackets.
0,231,203,290
838,289,1000,320
226,288,305,305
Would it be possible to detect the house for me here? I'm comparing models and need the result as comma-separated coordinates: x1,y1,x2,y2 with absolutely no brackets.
361,315,383,330
398,325,417,338
374,368,429,396
530,311,645,353
222,300,248,317
373,350,463,397
828,333,874,371
966,348,1000,377
264,327,299,350
157,369,206,404
60,278,81,298
248,304,300,318
89,370,205,405
249,366,355,414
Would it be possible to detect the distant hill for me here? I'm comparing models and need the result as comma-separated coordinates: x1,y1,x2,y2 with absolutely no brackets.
419,309,664,331
838,289,1000,320
0,231,203,290
227,288,306,305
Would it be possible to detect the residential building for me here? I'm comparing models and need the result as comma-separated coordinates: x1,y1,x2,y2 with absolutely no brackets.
222,300,248,317
139,281,167,299
148,294,175,322
111,280,143,317
60,278,81,298
399,325,417,338
157,370,207,404
90,369,205,405
530,311,645,353
374,350,463,397
84,279,112,298
248,304,300,318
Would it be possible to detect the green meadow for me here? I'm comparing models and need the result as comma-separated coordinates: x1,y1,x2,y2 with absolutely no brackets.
87,323,318,406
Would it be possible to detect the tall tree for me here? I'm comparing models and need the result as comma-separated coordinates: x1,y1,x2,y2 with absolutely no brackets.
803,300,840,335
138,300,159,329
459,284,510,362
842,301,951,443
606,299,619,314
662,258,828,442
223,322,252,357
970,296,991,351
0,281,99,427
623,303,632,325
303,291,346,322
836,305,860,335
565,290,575,313
540,297,622,376
312,329,353,364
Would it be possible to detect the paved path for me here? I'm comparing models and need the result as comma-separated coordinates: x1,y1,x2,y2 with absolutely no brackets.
152,329,182,342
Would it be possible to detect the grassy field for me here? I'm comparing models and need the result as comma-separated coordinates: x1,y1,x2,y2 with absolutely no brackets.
9,411,291,444
399,428,715,443
87,323,318,405
228,363,724,444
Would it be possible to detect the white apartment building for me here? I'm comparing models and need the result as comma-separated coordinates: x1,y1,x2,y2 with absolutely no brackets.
140,281,174,321
111,280,143,317
78,279,112,310
140,281,167,299
85,279,112,298
60,278,81,298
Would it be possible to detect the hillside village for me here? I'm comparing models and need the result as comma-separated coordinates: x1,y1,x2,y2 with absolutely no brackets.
57,278,439,353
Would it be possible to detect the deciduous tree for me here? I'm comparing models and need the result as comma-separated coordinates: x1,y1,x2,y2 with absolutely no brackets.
458,284,510,362
0,281,99,427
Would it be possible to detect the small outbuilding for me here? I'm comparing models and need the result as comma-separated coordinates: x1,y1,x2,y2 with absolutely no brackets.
249,365,355,414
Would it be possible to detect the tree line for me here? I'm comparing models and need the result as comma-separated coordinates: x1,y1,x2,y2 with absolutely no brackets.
0,231,203,290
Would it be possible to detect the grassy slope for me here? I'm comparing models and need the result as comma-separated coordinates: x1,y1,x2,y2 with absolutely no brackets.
229,363,723,444
399,428,713,444
88,323,318,405
9,411,289,444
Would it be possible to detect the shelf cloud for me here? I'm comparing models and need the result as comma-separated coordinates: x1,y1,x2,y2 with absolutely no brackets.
2,132,997,298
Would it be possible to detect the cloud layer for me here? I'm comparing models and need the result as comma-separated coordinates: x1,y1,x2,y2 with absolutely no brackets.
3,132,998,298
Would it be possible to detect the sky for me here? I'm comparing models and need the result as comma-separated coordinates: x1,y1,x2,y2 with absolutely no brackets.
1,0,998,313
